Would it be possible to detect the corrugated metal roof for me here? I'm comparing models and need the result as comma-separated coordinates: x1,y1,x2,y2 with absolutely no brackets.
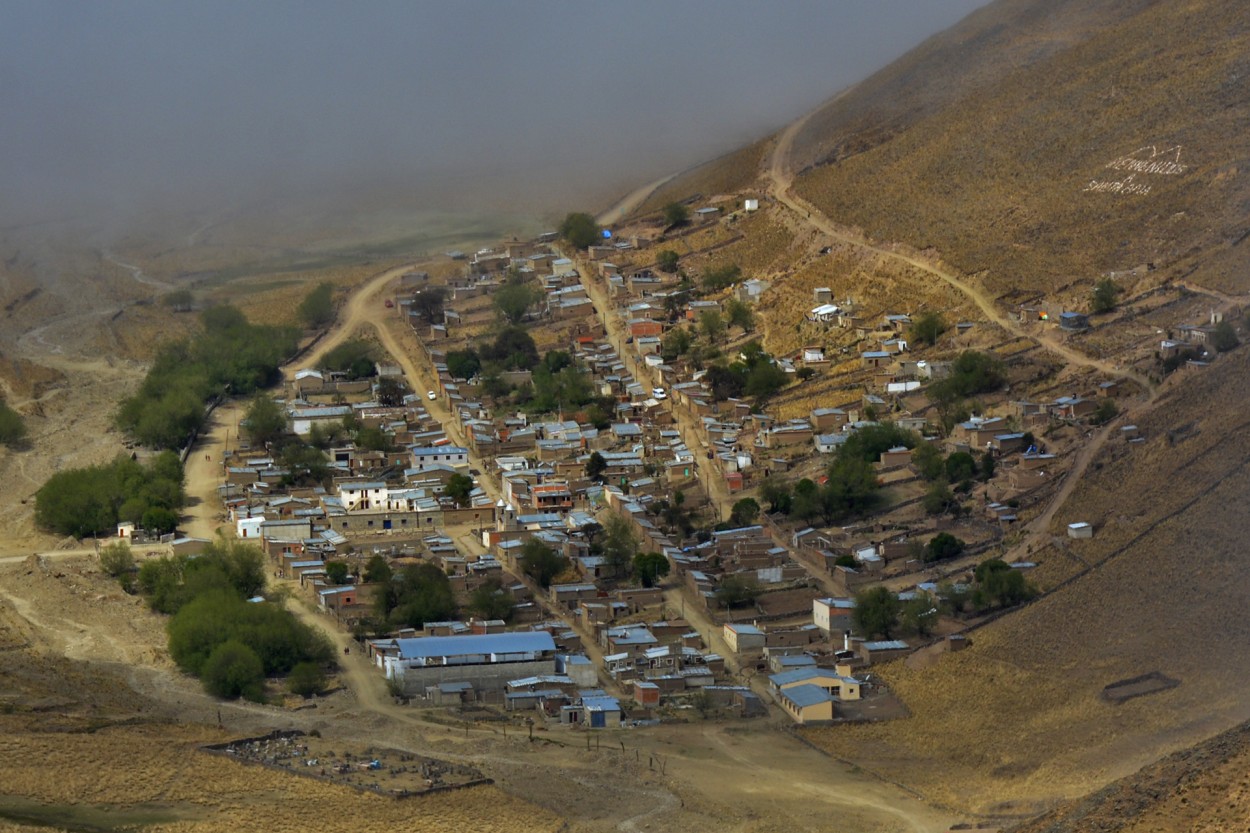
391,631,555,659
780,684,835,708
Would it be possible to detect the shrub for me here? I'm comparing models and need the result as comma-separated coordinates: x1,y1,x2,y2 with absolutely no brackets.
0,400,26,445
287,661,328,698
559,212,600,249
201,639,266,701
298,282,335,328
909,311,947,346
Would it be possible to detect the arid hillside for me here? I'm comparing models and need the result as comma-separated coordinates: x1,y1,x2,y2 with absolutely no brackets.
789,0,1250,297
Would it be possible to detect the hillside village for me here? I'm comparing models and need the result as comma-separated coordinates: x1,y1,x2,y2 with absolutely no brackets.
156,193,1243,733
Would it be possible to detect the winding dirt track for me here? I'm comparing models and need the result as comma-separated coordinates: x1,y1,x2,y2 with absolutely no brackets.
767,108,1155,393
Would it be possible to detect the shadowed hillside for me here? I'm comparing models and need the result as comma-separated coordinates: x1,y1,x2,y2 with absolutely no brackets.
790,0,1250,296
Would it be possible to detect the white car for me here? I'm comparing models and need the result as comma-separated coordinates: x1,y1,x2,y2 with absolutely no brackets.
427,390,437,400
652,387,667,400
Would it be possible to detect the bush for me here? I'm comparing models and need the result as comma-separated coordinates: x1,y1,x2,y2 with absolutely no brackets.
0,400,26,445
927,350,1006,405
325,561,350,585
100,541,135,592
374,562,457,628
924,532,966,563
298,282,335,328
663,202,689,227
201,639,266,701
909,311,947,346
702,264,742,291
730,498,760,527
494,282,541,324
714,574,761,609
1213,319,1240,352
559,212,600,249
287,661,328,698
657,250,680,273
319,339,377,379
1091,278,1119,314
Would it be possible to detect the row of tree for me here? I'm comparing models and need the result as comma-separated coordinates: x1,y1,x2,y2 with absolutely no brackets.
115,305,298,449
104,538,334,701
36,452,185,538
853,558,1037,639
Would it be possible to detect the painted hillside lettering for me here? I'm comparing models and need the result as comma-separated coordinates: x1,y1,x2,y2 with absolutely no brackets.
1082,144,1188,196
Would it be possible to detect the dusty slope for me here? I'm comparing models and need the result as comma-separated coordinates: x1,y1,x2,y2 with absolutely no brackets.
1010,719,1250,833
789,0,1250,297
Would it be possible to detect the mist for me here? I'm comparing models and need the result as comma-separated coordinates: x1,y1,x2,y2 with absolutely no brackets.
0,1,986,237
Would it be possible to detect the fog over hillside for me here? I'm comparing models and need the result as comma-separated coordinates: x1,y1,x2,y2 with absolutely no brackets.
0,1,985,236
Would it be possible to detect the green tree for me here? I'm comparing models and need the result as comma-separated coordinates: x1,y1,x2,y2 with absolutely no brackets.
725,298,755,332
922,482,958,516
376,563,457,628
320,339,377,379
482,326,539,370
838,422,918,464
287,661,327,698
657,250,680,274
298,282,335,328
585,451,608,482
1091,278,1119,314
714,574,761,609
973,559,1036,610
410,286,448,325
325,561,350,585
744,361,787,402
908,311,947,347
979,450,996,481
662,202,690,227
559,212,600,249
853,586,900,638
927,350,1006,406
944,451,977,482
911,442,945,481
201,639,266,701
700,310,726,342
632,552,670,588
468,578,515,621
446,349,481,381
99,541,136,591
1212,319,1240,352
518,538,568,588
758,478,792,514
244,395,287,448
375,376,405,407
363,554,392,584
600,513,640,577
0,401,25,445
442,473,475,507
494,282,541,324
702,264,741,291
924,532,966,563
729,498,760,527
1091,399,1119,425
142,506,180,535
661,327,692,362
899,594,938,637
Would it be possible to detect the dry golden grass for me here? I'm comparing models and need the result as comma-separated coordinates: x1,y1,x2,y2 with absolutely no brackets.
638,139,769,216
791,0,1250,297
0,722,562,833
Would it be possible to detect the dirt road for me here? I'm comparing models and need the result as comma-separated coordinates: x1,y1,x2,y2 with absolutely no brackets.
767,110,1155,393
